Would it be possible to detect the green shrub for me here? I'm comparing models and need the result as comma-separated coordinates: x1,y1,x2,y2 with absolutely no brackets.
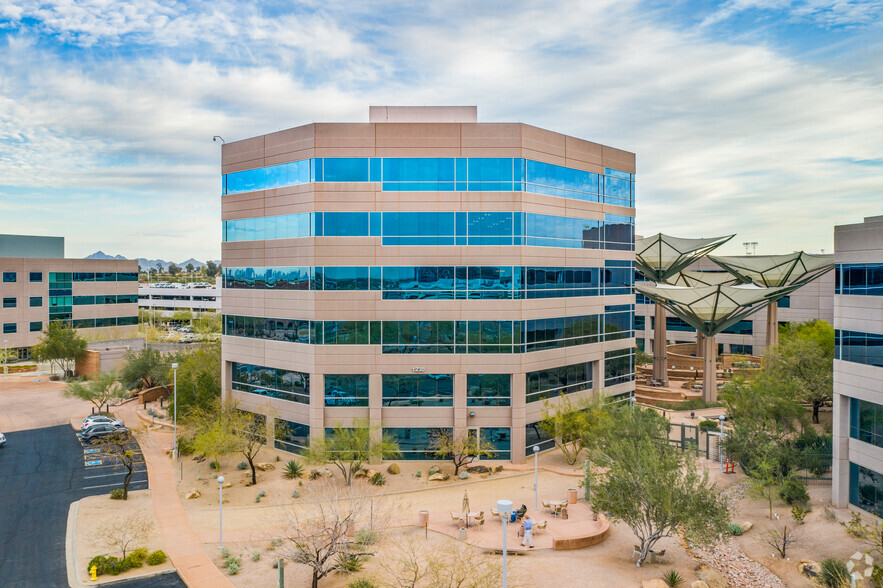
124,554,144,569
655,399,724,411
237,462,248,470
223,553,242,575
252,551,261,562
871,564,883,588
348,579,378,588
146,550,167,565
370,472,386,486
88,555,117,576
819,558,850,587
209,460,219,470
227,560,240,575
291,490,299,498
355,528,378,547
779,478,810,505
415,470,422,478
258,490,266,497
791,504,810,523
177,436,195,456
335,552,366,574
727,523,743,536
275,455,280,461
284,459,305,479
221,548,231,559
130,548,148,563
698,419,720,432
109,488,125,500
662,569,684,587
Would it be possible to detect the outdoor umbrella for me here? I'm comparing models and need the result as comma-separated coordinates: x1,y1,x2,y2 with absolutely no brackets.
462,490,470,527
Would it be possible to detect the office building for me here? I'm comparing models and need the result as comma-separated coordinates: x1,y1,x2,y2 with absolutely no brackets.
0,234,139,358
138,278,221,315
832,215,883,516
220,106,636,464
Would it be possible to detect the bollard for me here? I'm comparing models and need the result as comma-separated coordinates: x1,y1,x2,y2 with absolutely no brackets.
144,401,147,410
278,559,284,588
160,397,163,407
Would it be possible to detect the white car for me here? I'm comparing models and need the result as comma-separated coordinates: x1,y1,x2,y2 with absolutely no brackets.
82,416,124,430
0,432,6,447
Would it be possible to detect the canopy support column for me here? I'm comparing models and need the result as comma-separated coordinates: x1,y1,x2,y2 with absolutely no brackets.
702,335,717,403
696,332,705,358
765,300,779,353
652,303,668,384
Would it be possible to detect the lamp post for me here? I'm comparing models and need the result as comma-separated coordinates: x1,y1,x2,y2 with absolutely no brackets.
532,445,540,510
218,476,225,549
497,499,513,588
3,339,8,375
718,415,726,471
172,363,179,461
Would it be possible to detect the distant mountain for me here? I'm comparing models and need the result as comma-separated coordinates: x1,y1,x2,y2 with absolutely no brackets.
83,252,220,271
85,251,127,260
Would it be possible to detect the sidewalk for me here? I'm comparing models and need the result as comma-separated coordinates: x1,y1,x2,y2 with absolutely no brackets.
116,403,233,588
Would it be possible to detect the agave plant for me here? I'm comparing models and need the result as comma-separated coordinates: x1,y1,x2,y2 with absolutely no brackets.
662,569,684,587
284,459,305,479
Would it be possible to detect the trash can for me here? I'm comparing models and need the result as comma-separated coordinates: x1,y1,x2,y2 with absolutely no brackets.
458,527,467,541
567,488,578,504
418,510,429,528
561,507,568,520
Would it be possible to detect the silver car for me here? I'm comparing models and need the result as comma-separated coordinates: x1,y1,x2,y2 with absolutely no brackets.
82,416,124,430
0,432,6,447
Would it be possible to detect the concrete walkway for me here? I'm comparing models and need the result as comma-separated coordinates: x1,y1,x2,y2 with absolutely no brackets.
117,403,233,588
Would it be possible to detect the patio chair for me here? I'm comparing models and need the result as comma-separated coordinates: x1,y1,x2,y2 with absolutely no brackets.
491,508,499,518
451,513,463,525
474,517,485,533
653,549,666,564
632,545,641,561
535,520,548,534
542,500,551,512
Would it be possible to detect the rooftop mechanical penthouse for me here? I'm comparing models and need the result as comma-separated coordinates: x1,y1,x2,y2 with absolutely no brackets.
220,106,636,464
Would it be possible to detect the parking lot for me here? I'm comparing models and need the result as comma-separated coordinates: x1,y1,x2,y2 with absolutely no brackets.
0,377,183,587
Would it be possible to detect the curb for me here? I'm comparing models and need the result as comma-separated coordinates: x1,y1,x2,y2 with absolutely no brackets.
65,499,178,587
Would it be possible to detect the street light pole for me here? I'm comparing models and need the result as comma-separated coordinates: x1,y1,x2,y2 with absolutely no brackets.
532,445,540,510
218,476,225,549
3,339,8,375
497,499,513,588
172,363,179,461
718,415,726,472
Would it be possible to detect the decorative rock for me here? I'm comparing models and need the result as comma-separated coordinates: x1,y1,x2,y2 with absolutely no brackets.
428,472,450,481
354,468,368,478
466,465,489,474
847,560,855,572
459,471,469,479
185,488,201,499
492,465,504,473
192,453,205,461
866,554,874,566
387,462,400,475
255,462,275,471
697,567,727,588
798,561,820,578
740,521,753,533
690,582,710,588
221,482,232,489
365,469,379,479
642,580,668,588
866,567,874,578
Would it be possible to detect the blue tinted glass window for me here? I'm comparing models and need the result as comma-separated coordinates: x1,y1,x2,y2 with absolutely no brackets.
384,427,452,460
274,418,310,454
325,374,369,407
526,362,591,403
322,158,370,182
2,323,16,334
467,374,511,406
29,272,42,282
2,272,15,283
850,462,883,519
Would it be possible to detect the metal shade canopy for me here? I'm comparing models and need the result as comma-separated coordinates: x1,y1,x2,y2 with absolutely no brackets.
666,269,747,288
635,282,800,337
709,252,834,289
635,234,735,283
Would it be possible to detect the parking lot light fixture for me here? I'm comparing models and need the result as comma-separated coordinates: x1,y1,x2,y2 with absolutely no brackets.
171,363,179,461
218,476,225,549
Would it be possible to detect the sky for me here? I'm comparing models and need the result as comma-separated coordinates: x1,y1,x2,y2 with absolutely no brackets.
0,0,881,261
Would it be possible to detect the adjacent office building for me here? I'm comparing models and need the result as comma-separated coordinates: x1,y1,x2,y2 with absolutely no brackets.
832,215,883,516
0,234,139,358
635,255,834,357
138,278,221,315
220,106,636,464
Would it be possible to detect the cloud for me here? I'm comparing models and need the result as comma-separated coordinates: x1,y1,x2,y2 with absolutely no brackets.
0,0,881,259
700,0,883,28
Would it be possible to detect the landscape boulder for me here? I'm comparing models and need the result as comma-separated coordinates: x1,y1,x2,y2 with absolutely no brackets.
221,481,232,489
798,560,820,578
459,472,469,479
185,488,201,499
192,453,205,461
690,582,710,588
365,469,379,480
428,472,450,481
697,567,727,588
466,465,489,474
354,468,368,478
641,580,668,588
387,463,401,475
255,462,275,471
740,521,753,533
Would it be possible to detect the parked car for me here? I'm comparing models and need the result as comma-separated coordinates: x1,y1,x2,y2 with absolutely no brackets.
0,432,6,447
82,416,124,430
80,425,130,443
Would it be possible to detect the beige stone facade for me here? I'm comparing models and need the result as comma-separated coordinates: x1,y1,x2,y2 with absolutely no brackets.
220,108,636,464
0,256,139,355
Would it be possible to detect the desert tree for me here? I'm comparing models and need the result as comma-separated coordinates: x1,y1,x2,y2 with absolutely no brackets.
590,406,729,566
98,512,153,559
64,370,126,413
766,320,834,424
278,481,385,588
31,321,88,377
760,524,800,558
188,399,239,470
841,511,883,557
93,431,142,500
119,347,171,390
305,419,399,485
747,442,784,519
377,536,506,588
429,429,495,475
539,394,613,465
230,407,271,485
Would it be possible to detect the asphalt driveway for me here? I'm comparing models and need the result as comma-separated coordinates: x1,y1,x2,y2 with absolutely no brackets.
0,423,184,587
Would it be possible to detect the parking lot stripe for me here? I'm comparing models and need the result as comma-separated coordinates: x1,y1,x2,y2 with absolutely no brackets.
83,469,147,480
81,478,148,491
